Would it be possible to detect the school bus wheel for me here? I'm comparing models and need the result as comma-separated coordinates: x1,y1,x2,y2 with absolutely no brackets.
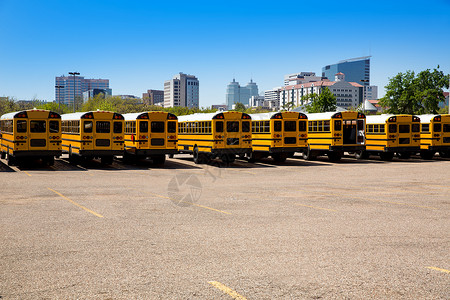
379,152,394,161
420,151,435,160
303,146,317,161
439,151,450,158
272,153,287,163
355,150,369,160
396,152,411,159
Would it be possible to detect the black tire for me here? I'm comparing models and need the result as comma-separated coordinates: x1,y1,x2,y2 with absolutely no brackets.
101,156,113,165
397,152,411,159
272,153,287,163
355,150,369,159
420,151,435,160
328,151,342,162
152,155,166,165
43,156,55,166
439,151,450,158
302,146,317,161
193,146,202,164
7,154,16,166
379,152,394,161
1,151,5,159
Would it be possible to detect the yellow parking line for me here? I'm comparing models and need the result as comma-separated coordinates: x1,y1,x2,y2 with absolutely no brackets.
23,171,32,177
208,281,247,300
293,203,337,212
47,188,104,218
427,266,450,274
148,192,231,215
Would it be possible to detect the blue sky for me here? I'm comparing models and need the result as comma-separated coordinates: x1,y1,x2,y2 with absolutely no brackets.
0,0,449,107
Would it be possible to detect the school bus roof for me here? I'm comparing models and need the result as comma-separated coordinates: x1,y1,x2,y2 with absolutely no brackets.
417,114,440,123
178,111,249,122
366,114,417,124
250,111,306,121
61,111,120,120
1,109,56,120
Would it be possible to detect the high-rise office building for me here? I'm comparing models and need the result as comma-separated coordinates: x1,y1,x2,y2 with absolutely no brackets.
322,56,371,87
55,75,110,106
226,79,259,109
164,73,199,108
143,89,164,106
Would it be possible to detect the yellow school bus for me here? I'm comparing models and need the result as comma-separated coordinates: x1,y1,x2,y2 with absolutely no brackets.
358,114,420,161
177,111,252,164
61,111,124,164
249,111,308,162
418,114,450,159
123,111,178,165
304,111,366,161
0,109,62,166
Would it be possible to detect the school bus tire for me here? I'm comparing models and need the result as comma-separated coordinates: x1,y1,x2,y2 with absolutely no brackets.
379,152,394,161
152,155,166,165
42,156,55,166
396,152,411,159
420,151,435,160
439,151,450,158
328,151,342,162
7,153,16,166
302,146,317,161
1,151,5,159
355,150,369,159
193,146,202,164
101,156,114,165
272,153,287,163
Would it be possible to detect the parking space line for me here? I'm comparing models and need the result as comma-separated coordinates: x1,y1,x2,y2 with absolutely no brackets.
427,266,450,274
293,203,337,212
208,281,247,300
47,188,104,218
23,171,32,177
148,192,231,215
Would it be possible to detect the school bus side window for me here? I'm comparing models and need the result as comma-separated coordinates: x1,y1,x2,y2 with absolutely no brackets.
274,121,282,132
334,120,341,131
242,121,250,132
113,121,122,133
215,121,223,132
17,120,27,132
168,121,176,133
139,121,148,133
84,121,93,133
49,121,59,133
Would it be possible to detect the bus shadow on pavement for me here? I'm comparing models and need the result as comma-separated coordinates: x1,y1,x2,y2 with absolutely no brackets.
117,157,203,170
0,160,15,172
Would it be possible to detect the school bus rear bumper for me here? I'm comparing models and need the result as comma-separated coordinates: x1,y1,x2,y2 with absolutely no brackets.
211,148,252,155
126,148,178,156
269,146,307,153
423,145,450,152
384,146,420,153
9,150,62,157
76,150,124,157
329,145,365,152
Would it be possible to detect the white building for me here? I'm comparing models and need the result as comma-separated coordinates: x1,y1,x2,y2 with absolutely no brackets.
264,88,281,110
279,73,364,108
164,73,199,108
365,85,378,100
284,72,326,86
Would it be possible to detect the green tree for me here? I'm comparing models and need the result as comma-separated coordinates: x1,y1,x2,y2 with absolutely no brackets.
234,102,246,112
305,87,337,113
0,97,19,115
37,101,71,114
379,67,450,114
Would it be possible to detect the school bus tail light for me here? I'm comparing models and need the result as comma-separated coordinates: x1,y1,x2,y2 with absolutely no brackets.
434,116,441,122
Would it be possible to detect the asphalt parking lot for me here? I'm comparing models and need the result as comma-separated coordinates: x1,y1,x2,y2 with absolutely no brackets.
0,154,449,299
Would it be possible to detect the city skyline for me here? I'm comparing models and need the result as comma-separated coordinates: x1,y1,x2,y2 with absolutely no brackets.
0,0,449,107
